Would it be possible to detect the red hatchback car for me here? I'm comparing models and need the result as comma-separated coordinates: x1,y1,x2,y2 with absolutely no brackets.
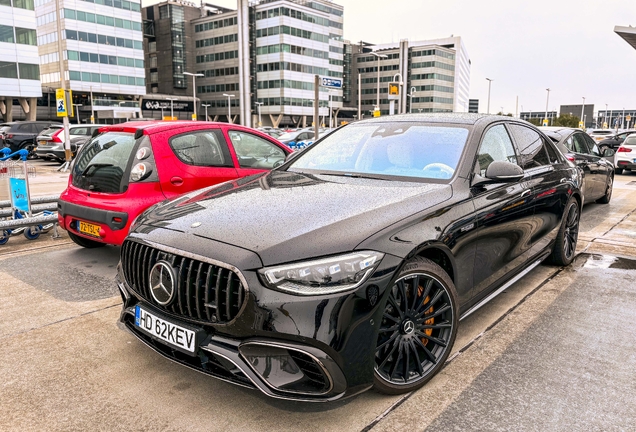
58,121,291,248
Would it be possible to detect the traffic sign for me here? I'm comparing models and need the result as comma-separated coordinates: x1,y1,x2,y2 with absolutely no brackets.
388,82,400,100
578,121,584,128
627,115,632,122
320,77,342,88
542,118,549,126
603,122,608,129
56,89,68,117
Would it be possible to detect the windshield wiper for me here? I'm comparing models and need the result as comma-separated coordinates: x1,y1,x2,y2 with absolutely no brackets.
318,172,390,181
81,163,114,177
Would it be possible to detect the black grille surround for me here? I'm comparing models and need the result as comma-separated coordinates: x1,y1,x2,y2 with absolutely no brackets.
121,240,247,324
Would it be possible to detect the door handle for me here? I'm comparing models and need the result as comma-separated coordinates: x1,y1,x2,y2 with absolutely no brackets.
170,176,183,186
521,189,532,198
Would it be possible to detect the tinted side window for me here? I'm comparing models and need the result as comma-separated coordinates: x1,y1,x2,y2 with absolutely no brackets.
169,130,232,167
572,133,589,154
228,131,286,169
476,124,517,176
508,124,550,169
583,134,600,156
544,137,560,163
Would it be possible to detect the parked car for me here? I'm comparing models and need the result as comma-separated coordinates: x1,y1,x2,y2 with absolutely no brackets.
35,125,101,162
596,129,636,151
1,121,62,156
277,128,315,145
57,121,291,248
117,113,582,401
615,133,636,175
587,129,615,143
540,126,614,204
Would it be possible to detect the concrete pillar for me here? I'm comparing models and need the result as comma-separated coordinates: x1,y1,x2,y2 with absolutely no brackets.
2,99,13,122
28,97,37,120
399,39,409,114
302,115,307,128
269,114,283,128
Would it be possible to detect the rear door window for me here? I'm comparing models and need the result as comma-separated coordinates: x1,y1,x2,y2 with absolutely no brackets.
71,132,140,193
169,130,232,167
508,124,550,169
572,133,590,154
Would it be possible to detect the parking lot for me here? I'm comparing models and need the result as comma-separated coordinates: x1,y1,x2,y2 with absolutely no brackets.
2,161,636,431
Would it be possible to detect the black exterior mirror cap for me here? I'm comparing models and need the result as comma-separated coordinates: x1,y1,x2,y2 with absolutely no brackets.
473,161,524,186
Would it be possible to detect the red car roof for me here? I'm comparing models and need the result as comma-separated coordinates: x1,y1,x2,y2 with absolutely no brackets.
98,121,248,135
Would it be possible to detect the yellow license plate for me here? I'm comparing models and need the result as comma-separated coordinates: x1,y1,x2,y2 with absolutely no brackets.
78,221,101,237
38,140,46,145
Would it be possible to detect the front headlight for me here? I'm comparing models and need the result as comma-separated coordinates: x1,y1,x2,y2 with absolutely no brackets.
259,251,384,296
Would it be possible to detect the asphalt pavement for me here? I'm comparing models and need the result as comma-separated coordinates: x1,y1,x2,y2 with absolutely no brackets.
1,165,636,431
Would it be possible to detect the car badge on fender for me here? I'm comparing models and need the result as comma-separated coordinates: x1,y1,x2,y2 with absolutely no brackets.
149,261,177,306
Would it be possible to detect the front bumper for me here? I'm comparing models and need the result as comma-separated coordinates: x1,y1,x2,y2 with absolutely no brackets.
116,236,403,401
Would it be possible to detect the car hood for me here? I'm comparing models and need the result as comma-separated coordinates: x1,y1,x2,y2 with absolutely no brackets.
138,171,452,266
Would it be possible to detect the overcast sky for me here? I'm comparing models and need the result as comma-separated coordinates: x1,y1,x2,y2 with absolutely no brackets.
144,0,636,115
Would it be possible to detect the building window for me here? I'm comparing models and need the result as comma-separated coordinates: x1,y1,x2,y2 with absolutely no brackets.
0,25,14,43
148,41,156,52
18,63,39,80
150,56,157,68
0,61,18,78
150,71,158,82
13,0,34,10
15,27,36,45
159,5,169,19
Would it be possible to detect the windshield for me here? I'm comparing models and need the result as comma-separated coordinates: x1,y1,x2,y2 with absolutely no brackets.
289,122,470,180
624,136,636,145
277,132,298,141
39,127,61,137
71,132,139,193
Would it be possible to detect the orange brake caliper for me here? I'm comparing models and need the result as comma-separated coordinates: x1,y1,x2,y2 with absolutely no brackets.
418,284,434,346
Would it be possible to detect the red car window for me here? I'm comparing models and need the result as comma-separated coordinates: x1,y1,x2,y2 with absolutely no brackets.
168,129,232,167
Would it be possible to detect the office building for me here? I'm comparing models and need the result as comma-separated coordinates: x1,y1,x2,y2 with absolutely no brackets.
34,0,146,123
346,36,471,117
0,0,41,122
142,0,343,125
559,104,594,128
520,111,557,125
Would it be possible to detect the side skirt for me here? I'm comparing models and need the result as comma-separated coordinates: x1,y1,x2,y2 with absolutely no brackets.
459,257,545,321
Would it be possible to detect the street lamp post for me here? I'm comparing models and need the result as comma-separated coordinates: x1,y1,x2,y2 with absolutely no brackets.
370,52,388,114
485,78,493,114
183,72,204,120
90,86,95,124
166,98,177,120
223,93,235,123
544,88,551,126
407,87,416,113
202,103,211,121
581,97,585,127
255,102,263,127
72,104,82,124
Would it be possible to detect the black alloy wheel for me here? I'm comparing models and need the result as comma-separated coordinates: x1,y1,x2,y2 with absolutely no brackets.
596,176,613,204
547,198,580,266
374,257,458,394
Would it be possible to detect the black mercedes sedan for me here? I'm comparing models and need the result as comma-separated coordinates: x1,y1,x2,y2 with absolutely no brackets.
116,113,582,401
540,127,614,202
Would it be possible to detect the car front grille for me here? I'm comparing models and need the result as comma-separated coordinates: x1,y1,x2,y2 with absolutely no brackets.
121,240,246,324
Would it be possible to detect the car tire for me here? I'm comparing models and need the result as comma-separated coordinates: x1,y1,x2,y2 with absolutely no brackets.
373,256,458,395
546,198,580,266
0,230,9,245
596,176,613,204
68,231,106,248
615,168,623,175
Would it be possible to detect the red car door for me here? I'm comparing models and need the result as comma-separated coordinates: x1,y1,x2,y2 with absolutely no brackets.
224,128,289,178
151,126,239,199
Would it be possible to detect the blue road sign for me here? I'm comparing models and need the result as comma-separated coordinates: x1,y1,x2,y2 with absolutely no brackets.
320,77,343,88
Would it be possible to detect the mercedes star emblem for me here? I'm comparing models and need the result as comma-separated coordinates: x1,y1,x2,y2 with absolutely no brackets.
403,320,415,334
149,261,176,306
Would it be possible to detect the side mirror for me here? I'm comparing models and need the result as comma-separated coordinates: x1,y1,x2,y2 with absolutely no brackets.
602,148,615,157
473,161,524,186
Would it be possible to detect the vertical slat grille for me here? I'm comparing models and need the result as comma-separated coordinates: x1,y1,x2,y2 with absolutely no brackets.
121,240,245,323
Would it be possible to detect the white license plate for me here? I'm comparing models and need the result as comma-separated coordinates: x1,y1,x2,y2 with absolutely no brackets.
633,158,636,163
135,306,197,353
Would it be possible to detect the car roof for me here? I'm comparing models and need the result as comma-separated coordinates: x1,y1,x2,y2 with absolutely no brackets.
538,126,580,141
354,112,505,126
98,120,253,135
